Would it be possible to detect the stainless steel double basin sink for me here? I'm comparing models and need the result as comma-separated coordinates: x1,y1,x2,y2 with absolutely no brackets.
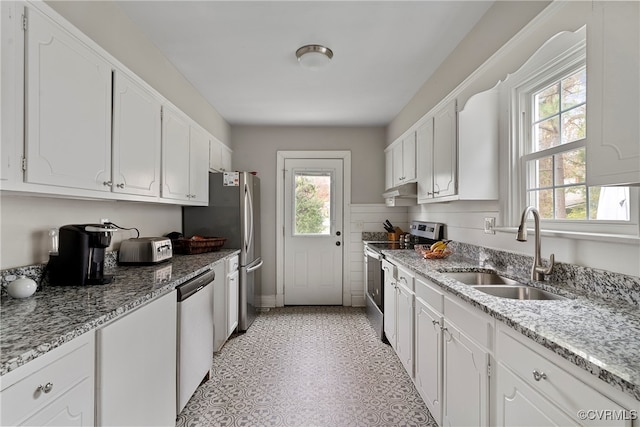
443,271,566,301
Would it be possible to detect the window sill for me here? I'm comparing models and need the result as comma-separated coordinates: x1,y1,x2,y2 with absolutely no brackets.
494,227,640,245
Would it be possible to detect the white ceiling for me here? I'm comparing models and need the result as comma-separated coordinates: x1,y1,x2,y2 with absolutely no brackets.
116,1,494,126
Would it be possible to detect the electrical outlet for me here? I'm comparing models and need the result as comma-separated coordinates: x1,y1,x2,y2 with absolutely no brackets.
354,220,364,231
484,217,496,234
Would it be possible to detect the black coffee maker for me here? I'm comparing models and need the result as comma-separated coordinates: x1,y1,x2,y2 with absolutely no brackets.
48,224,118,286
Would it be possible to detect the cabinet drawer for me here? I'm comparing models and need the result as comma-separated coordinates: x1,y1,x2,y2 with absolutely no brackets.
1,333,94,426
444,296,493,348
497,327,629,423
415,276,444,313
396,265,415,292
226,255,239,274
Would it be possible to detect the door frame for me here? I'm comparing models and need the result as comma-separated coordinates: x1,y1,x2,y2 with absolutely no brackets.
276,151,352,307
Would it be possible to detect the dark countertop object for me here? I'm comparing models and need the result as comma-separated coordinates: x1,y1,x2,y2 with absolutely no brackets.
0,249,239,376
380,248,640,402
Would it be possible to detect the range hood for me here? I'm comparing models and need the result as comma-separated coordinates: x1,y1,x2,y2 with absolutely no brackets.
382,182,417,199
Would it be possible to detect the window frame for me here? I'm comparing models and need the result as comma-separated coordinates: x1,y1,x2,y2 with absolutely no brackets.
503,28,638,238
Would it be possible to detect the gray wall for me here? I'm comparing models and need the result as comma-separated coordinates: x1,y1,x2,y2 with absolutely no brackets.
230,125,386,298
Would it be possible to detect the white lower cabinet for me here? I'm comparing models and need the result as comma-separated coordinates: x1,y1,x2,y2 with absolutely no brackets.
226,255,240,337
495,325,635,427
382,259,397,349
96,290,177,427
414,292,444,425
212,261,227,352
395,265,415,378
0,333,95,427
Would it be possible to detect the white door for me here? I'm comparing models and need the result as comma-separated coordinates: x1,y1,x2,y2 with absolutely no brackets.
283,158,343,305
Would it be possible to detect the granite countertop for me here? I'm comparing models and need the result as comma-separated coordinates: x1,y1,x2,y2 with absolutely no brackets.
0,249,239,377
380,248,640,402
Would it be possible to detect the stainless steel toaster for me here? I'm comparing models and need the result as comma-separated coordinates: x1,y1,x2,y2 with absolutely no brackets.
118,237,173,264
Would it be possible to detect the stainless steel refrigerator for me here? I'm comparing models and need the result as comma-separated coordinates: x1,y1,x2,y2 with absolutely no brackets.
182,172,262,332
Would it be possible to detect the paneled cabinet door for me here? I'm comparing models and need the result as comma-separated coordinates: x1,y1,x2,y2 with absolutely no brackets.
442,321,490,427
112,70,161,197
587,1,640,186
384,149,394,190
226,270,239,337
161,105,191,201
24,6,111,191
382,262,397,348
432,99,457,199
396,280,415,378
416,118,434,202
414,297,443,426
212,262,227,352
494,362,578,427
402,133,417,183
189,125,210,204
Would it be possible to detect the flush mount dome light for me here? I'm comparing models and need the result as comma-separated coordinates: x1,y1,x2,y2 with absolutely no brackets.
296,44,333,69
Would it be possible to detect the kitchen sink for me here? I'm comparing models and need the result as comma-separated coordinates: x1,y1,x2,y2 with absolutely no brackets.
443,271,521,286
472,285,566,300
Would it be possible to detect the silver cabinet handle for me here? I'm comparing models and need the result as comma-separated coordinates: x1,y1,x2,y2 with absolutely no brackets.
103,181,112,187
116,183,125,189
37,382,53,393
432,320,440,327
532,370,547,381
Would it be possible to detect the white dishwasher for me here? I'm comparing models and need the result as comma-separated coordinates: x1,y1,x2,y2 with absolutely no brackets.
176,268,215,414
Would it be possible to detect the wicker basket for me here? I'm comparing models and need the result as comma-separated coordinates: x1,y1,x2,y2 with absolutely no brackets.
172,236,227,255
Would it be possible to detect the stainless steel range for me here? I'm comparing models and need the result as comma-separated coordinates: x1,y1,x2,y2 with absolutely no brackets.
364,221,445,341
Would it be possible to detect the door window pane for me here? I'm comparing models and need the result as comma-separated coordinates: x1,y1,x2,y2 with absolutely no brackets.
294,172,332,235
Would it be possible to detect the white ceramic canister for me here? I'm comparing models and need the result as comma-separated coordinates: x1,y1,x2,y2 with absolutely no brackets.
6,276,37,298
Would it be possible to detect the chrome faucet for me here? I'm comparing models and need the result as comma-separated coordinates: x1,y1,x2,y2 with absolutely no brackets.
516,206,554,281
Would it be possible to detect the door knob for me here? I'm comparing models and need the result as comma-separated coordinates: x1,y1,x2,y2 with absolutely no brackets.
336,231,341,236
336,241,341,246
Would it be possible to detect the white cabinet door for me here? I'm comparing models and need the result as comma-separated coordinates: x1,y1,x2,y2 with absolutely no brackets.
210,138,233,172
382,261,397,348
442,321,489,427
212,262,227,352
0,333,94,427
586,1,640,186
414,297,443,426
24,6,111,192
189,124,210,204
402,133,416,183
495,362,578,427
112,70,161,197
96,291,177,426
392,141,404,186
433,99,457,199
416,118,435,202
161,105,191,201
220,145,232,172
396,272,415,378
384,149,394,190
226,270,239,337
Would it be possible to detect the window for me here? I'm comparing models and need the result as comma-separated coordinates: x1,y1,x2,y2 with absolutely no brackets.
509,29,634,235
293,171,332,235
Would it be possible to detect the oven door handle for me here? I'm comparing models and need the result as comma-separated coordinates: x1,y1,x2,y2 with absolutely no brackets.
364,247,383,261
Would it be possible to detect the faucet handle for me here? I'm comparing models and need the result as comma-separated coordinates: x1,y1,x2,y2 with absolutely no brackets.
536,253,555,277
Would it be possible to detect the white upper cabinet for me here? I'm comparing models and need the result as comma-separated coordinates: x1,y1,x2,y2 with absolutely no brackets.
417,99,457,203
112,70,161,198
432,100,457,199
24,6,112,192
188,124,210,204
586,1,640,186
390,132,417,187
384,149,394,190
161,105,191,202
161,105,209,205
209,137,232,172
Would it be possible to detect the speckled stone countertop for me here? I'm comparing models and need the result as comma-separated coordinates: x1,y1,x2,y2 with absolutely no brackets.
377,247,640,402
0,249,239,377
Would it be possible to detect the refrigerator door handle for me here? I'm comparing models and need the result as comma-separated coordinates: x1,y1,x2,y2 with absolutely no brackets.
244,183,254,253
246,258,263,273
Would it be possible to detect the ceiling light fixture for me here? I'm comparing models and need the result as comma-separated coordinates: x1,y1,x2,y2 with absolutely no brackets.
295,44,333,69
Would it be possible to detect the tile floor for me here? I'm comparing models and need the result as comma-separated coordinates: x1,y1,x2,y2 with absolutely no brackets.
176,306,437,427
